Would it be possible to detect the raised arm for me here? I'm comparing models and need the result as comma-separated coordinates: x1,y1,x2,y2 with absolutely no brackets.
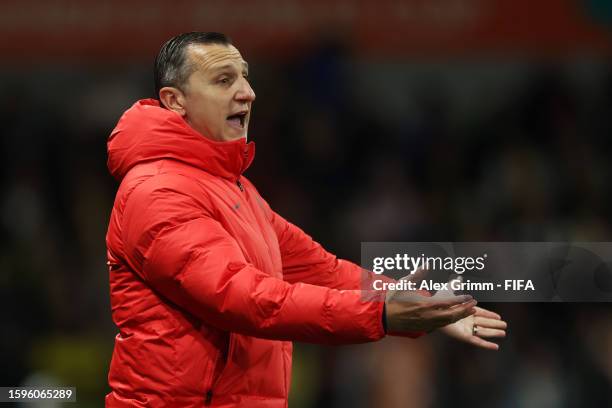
119,175,386,345
266,205,385,290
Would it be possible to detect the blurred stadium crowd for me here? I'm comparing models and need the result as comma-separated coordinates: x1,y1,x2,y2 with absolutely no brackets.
2,26,612,408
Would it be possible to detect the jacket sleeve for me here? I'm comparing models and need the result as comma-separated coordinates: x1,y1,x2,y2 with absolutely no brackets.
263,201,428,339
265,205,392,290
119,175,385,345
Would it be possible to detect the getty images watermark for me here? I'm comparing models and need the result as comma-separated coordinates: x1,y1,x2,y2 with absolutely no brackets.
360,243,612,302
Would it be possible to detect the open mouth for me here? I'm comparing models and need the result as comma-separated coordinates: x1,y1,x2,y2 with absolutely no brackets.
226,111,247,129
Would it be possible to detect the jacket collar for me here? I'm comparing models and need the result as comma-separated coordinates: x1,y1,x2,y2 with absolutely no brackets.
107,99,255,181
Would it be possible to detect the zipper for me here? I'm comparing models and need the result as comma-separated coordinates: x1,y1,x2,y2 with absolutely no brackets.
236,179,244,192
204,389,213,406
204,347,222,406
204,334,235,406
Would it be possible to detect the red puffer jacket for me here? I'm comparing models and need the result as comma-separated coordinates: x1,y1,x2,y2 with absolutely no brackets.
105,99,392,407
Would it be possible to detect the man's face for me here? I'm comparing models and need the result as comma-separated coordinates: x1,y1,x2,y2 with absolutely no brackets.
181,43,255,142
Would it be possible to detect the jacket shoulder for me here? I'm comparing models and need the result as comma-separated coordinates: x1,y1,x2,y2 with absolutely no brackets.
127,170,214,212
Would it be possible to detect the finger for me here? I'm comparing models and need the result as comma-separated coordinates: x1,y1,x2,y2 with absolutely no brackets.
398,267,429,285
468,336,500,351
425,295,475,309
409,268,429,283
392,291,434,304
396,290,471,306
436,298,477,312
450,304,477,322
431,275,463,299
433,300,477,323
474,327,506,338
474,316,507,330
474,307,501,320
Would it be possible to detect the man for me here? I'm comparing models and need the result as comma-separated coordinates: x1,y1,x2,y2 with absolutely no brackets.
105,32,506,407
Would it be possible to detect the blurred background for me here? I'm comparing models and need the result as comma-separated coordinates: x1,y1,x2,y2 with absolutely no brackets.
1,0,612,406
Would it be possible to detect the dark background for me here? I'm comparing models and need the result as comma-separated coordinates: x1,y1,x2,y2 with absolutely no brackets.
1,1,612,406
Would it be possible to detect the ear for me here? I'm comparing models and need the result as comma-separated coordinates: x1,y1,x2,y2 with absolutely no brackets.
158,86,187,116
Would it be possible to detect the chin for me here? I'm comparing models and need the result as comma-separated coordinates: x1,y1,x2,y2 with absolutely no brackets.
223,134,247,142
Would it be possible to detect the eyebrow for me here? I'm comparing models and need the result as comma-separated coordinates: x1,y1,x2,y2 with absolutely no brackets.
211,61,249,73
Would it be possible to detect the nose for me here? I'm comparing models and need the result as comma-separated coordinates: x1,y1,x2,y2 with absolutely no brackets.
235,77,256,102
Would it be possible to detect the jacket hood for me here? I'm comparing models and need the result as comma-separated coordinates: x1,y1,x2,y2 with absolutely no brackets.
107,99,255,181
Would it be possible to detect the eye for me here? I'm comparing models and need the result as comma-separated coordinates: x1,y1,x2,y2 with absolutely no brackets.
218,77,230,84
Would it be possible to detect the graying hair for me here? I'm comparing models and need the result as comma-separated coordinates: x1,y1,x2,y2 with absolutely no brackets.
154,32,231,98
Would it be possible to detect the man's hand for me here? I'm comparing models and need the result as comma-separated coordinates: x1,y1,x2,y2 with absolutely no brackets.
384,275,477,333
434,276,507,350
439,306,507,350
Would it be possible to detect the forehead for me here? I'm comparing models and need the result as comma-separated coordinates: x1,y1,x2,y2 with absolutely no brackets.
187,43,248,73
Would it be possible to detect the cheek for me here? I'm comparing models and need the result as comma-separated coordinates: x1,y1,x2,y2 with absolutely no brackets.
206,104,225,129
190,98,218,126
184,89,226,130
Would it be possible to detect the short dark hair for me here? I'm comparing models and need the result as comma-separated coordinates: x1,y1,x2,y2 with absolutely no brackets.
154,32,231,98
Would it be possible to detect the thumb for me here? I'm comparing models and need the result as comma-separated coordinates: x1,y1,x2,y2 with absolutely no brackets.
387,270,430,302
393,268,428,295
400,267,429,285
431,275,463,301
